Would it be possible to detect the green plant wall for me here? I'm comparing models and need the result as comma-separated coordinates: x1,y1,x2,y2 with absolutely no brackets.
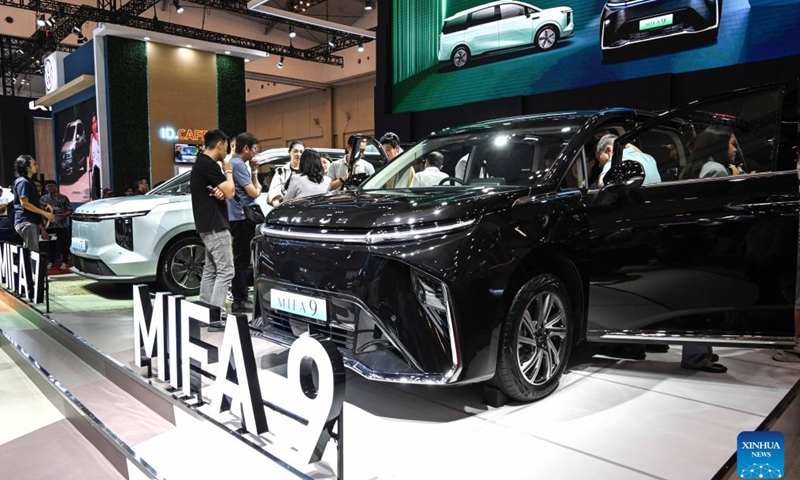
216,55,246,138
106,36,150,190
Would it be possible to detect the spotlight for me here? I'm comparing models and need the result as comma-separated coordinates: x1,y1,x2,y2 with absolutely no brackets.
365,0,373,10
244,59,250,63
44,16,56,27
277,56,284,69
72,25,87,44
173,0,184,13
224,50,231,55
36,13,45,27
358,43,364,52
289,26,296,38
328,36,335,48
143,36,150,41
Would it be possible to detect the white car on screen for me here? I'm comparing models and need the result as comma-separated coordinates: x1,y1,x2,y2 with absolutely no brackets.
70,148,345,295
438,1,574,68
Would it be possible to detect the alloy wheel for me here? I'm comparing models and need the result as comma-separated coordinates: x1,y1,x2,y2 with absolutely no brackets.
453,48,468,67
169,244,204,290
537,28,556,50
515,291,567,386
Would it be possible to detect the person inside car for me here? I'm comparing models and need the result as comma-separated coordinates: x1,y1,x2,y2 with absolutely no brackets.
410,151,449,187
681,125,742,179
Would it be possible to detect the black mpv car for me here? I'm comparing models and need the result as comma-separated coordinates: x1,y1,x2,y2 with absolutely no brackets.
253,84,798,402
600,0,721,62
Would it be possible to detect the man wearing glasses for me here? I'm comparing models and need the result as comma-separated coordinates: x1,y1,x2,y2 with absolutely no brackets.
226,132,262,314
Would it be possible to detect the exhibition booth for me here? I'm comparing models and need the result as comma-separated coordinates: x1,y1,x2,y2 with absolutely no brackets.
1,0,800,479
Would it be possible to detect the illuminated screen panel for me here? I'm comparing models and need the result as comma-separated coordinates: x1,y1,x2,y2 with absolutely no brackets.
391,0,800,114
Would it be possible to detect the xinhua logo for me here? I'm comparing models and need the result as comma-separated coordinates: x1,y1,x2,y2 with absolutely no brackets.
737,431,784,478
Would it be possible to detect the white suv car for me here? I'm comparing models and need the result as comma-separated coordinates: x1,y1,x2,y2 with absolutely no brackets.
70,148,345,295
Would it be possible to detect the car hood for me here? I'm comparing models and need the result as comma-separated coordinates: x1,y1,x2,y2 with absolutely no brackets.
266,187,530,230
75,195,187,215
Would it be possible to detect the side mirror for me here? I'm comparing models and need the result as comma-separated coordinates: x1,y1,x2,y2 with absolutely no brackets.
603,160,645,191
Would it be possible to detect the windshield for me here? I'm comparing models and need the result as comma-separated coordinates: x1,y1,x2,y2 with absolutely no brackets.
362,126,576,190
63,125,77,143
150,171,190,195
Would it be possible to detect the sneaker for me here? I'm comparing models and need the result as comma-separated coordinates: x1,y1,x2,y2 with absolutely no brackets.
231,300,254,313
207,321,226,332
226,289,234,302
59,262,69,270
773,349,800,363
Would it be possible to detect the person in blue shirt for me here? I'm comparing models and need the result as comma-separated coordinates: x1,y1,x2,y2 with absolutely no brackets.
12,155,55,252
226,132,262,313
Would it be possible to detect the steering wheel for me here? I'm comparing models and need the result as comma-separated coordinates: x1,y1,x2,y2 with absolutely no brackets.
438,177,467,186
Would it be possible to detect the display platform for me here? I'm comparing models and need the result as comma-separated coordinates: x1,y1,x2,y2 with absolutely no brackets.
4,274,800,479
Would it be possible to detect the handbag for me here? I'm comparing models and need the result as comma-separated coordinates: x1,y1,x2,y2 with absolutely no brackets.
234,193,265,226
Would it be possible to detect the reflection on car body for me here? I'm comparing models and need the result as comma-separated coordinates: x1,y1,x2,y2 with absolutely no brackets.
253,83,798,402
438,1,574,68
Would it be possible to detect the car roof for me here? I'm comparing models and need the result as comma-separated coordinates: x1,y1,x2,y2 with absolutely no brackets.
254,147,345,165
429,110,603,138
444,1,536,21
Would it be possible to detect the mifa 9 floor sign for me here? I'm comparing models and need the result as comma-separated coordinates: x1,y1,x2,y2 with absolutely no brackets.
737,431,785,479
132,286,346,468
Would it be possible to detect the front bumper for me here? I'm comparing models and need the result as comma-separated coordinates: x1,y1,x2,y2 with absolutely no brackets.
601,0,719,50
253,230,469,385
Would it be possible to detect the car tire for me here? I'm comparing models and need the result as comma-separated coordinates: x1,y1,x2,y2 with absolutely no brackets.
495,273,574,402
451,45,470,68
535,25,558,51
159,236,205,296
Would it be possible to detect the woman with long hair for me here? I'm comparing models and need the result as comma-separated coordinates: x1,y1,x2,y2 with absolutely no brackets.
283,149,332,202
681,125,740,179
268,139,305,206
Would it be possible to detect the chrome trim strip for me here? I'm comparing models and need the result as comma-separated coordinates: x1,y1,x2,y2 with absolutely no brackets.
0,327,164,480
69,267,157,283
73,211,150,222
261,219,476,245
594,333,795,346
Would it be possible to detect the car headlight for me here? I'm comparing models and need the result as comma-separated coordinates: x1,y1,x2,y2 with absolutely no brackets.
113,211,149,251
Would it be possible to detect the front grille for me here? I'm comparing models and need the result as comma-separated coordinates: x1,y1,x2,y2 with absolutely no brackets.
263,307,355,351
72,214,107,223
73,256,115,276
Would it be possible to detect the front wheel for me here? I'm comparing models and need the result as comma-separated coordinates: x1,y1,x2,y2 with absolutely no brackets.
159,236,205,296
536,25,558,51
495,274,574,402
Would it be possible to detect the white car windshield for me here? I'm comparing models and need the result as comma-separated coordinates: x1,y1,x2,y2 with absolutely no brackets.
361,125,575,191
150,172,190,195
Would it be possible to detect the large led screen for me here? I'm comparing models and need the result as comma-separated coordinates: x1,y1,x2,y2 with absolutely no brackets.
54,97,102,202
391,0,800,113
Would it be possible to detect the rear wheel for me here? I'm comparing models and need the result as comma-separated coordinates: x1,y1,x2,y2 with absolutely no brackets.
159,236,205,296
495,274,574,402
535,25,558,51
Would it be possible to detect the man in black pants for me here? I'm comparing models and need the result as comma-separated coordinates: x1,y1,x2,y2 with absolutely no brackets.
226,132,261,313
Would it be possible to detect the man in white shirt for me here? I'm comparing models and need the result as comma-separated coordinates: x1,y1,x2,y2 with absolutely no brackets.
410,151,449,187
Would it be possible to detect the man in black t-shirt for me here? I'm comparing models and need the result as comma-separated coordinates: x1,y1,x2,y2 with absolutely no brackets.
13,155,55,252
190,130,235,327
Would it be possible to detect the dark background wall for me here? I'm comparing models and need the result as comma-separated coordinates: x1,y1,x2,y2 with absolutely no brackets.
377,1,800,142
0,96,40,186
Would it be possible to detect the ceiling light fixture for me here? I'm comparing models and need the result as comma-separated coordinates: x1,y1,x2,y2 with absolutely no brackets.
245,59,250,63
173,0,184,14
143,36,150,41
185,44,192,48
358,43,364,52
288,26,296,38
328,35,335,48
365,0,373,11
36,13,45,27
277,56,285,69
224,50,231,55
72,25,87,44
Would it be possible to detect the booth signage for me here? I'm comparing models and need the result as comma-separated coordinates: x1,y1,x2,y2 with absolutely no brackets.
0,241,46,304
132,286,345,465
158,127,208,142
43,51,68,94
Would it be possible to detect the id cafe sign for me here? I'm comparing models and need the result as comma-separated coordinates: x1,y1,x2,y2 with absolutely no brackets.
132,286,345,466
158,126,208,142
